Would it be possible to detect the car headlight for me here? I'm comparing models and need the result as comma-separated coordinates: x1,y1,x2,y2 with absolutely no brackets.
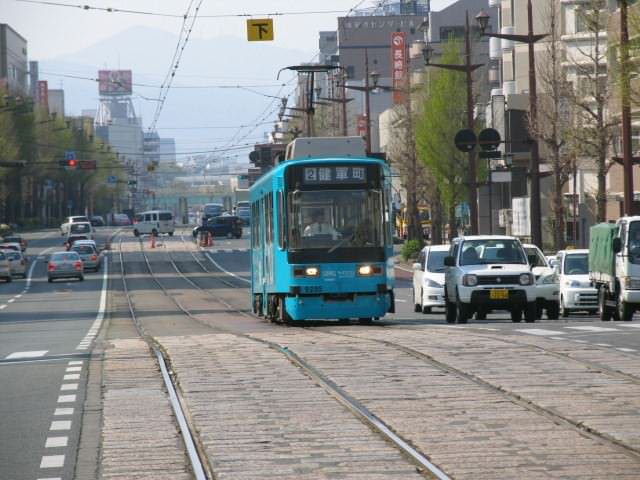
424,278,443,288
462,274,478,287
519,273,533,285
624,277,640,290
564,279,581,288
538,274,558,285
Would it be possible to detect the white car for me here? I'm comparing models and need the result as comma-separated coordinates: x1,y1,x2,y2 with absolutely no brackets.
133,210,175,237
523,244,559,319
412,244,449,314
3,249,27,278
0,250,11,282
61,215,90,236
558,249,598,316
444,235,538,323
68,221,94,240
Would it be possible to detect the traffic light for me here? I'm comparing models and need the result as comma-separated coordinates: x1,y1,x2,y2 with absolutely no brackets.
58,159,77,169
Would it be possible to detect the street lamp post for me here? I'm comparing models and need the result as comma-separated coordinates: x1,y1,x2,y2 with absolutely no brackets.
476,2,548,247
423,11,483,235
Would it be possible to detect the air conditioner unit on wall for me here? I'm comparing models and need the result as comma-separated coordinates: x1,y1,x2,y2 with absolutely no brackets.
498,209,512,228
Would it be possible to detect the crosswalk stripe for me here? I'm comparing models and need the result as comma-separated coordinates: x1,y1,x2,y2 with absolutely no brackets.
515,328,564,336
565,326,619,333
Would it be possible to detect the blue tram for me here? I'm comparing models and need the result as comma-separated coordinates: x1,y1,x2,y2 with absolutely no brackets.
249,157,395,322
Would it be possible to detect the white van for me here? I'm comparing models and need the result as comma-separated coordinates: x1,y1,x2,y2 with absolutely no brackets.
133,210,175,237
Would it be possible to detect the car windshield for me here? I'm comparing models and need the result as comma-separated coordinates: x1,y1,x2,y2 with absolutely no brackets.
52,252,79,261
72,217,89,222
460,239,527,265
0,252,5,260
628,221,640,264
6,252,21,260
237,208,250,215
3,236,20,242
288,189,384,250
70,223,91,234
159,212,172,221
426,250,448,273
524,247,547,267
563,253,588,275
204,205,223,216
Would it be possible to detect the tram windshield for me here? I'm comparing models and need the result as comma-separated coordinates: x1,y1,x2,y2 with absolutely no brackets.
288,190,384,250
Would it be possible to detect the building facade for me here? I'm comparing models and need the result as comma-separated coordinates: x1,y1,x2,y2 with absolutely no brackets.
0,24,28,94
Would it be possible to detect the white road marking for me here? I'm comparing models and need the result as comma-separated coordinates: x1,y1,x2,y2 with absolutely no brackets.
37,477,62,480
60,383,78,391
620,324,640,328
57,395,76,403
14,294,21,299
205,252,251,284
7,298,15,303
45,436,68,448
395,299,407,303
565,326,619,333
594,343,612,347
572,339,588,343
65,366,81,372
54,408,74,416
63,374,80,380
5,350,48,360
50,421,71,431
68,361,83,365
474,327,499,331
516,329,565,336
40,455,65,468
76,259,109,350
0,305,6,310
550,337,565,340
617,347,637,352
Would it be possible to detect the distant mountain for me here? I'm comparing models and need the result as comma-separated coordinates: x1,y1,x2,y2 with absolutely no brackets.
39,26,313,155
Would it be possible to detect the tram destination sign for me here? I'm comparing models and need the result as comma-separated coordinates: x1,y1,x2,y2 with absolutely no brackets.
302,166,368,185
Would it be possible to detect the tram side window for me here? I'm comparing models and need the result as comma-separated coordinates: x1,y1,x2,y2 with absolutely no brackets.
277,191,285,249
265,193,273,246
251,203,258,247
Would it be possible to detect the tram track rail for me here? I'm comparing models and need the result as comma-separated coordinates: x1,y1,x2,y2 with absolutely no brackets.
137,234,451,480
116,237,210,480
174,234,640,462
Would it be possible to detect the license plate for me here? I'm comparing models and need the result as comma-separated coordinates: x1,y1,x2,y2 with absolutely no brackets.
489,289,509,300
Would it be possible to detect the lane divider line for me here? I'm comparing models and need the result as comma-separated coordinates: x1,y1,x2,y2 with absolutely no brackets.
75,260,109,350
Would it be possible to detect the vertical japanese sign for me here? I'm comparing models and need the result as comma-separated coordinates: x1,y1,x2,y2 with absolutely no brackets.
391,32,406,104
37,80,49,112
356,115,367,137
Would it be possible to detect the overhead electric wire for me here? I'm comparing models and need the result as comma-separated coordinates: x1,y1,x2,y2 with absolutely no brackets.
149,0,205,131
14,0,348,18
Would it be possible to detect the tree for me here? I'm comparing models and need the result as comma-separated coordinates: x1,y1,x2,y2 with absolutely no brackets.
530,0,574,250
415,38,468,240
567,0,619,223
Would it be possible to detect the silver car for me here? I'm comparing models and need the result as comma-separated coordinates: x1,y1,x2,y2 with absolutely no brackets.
0,251,11,283
48,251,84,282
4,249,27,278
71,241,101,272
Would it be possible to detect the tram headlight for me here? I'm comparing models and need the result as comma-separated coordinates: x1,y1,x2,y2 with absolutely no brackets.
357,264,382,276
304,266,319,277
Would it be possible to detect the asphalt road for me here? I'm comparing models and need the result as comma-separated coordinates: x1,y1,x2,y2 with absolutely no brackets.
0,228,113,480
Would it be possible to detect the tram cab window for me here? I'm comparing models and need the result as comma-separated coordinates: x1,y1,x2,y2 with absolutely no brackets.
288,189,384,250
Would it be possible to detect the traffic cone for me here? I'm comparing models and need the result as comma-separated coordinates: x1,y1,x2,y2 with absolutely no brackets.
150,233,156,249
207,232,213,247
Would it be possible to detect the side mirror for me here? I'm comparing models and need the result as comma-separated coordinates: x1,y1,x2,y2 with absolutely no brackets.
613,237,622,254
412,262,421,270
444,256,455,267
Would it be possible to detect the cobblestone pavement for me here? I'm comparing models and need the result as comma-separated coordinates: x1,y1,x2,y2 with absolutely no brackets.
159,333,427,480
100,338,191,480
251,329,640,479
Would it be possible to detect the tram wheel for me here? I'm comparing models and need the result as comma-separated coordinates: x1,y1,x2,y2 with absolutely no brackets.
358,317,373,325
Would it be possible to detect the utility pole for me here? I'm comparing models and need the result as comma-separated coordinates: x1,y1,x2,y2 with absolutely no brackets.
620,0,634,215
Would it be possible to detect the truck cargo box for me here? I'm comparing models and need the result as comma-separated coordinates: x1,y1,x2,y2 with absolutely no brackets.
589,222,617,279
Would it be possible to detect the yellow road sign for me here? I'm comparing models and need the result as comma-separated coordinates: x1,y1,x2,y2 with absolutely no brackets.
247,18,274,41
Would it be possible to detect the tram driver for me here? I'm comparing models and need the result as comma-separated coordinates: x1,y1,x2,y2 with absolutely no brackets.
303,209,340,240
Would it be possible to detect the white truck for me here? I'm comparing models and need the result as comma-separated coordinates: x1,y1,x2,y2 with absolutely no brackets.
589,217,640,321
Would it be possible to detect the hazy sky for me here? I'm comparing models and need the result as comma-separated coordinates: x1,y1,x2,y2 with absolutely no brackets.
3,0,456,60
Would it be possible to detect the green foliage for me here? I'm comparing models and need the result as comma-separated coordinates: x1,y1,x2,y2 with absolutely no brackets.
414,38,469,218
401,239,422,261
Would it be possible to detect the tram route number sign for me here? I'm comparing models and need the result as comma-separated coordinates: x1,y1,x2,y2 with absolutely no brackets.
302,166,368,185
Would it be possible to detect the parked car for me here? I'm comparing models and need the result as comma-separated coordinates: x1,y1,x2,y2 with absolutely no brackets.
71,241,101,272
0,250,12,282
48,251,84,282
65,235,89,250
112,213,132,226
90,215,105,227
236,207,251,226
523,244,559,319
3,249,27,278
193,215,243,239
412,244,449,314
60,215,90,236
444,235,537,324
2,235,26,252
133,210,175,237
557,249,597,316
